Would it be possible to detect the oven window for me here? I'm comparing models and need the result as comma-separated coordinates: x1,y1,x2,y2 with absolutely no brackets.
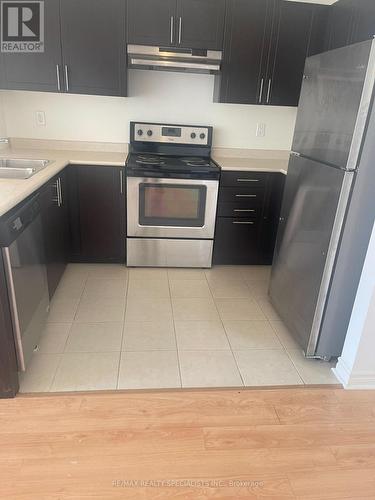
139,184,207,227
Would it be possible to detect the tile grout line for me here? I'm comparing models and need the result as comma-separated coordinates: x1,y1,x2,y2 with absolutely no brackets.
207,272,246,388
116,266,130,390
48,267,90,392
168,268,183,389
283,344,307,385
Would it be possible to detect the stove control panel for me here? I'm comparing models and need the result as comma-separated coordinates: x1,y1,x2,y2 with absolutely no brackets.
132,123,211,146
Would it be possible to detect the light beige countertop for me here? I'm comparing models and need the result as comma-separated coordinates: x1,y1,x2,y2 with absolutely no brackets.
0,140,290,218
212,148,290,174
0,139,126,217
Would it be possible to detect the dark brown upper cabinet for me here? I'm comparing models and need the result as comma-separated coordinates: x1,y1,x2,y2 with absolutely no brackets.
127,0,225,50
325,0,375,51
1,0,127,96
267,2,328,107
127,0,176,47
215,0,273,105
60,0,127,96
1,0,62,92
176,0,225,50
352,0,375,44
216,0,327,107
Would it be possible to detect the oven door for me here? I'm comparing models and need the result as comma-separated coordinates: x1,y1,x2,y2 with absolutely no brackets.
127,177,219,239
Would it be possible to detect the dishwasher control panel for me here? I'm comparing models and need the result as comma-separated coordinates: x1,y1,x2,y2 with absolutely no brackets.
0,195,40,246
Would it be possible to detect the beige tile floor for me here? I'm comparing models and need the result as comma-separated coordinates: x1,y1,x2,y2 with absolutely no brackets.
19,264,339,392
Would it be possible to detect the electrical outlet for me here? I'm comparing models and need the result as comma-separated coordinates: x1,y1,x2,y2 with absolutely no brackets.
256,122,266,137
36,111,46,126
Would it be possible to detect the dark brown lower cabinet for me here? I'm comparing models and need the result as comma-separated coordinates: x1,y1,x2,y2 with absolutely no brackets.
0,254,19,398
67,165,126,263
213,171,285,265
40,169,69,299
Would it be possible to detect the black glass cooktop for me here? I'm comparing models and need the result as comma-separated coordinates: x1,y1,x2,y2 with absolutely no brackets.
126,153,221,179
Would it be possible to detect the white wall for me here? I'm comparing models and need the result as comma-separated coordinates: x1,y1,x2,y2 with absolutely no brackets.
0,92,6,137
334,222,375,389
1,71,298,149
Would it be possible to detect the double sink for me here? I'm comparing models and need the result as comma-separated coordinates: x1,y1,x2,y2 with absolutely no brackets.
0,158,53,179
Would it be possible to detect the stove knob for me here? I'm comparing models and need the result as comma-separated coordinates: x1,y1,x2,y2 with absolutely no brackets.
191,132,196,139
147,130,153,137
137,129,143,136
200,133,206,140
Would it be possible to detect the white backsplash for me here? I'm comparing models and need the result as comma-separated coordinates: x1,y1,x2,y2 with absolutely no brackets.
0,70,298,150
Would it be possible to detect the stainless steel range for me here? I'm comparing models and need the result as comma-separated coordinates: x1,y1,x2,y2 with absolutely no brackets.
126,122,220,268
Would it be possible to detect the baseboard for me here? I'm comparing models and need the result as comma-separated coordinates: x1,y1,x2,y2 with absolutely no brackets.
334,358,375,389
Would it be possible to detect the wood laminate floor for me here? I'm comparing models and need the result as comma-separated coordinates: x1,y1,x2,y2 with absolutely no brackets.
1,387,375,499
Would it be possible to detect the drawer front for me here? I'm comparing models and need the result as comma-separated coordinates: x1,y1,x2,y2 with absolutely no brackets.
218,186,264,204
217,202,260,218
220,171,268,188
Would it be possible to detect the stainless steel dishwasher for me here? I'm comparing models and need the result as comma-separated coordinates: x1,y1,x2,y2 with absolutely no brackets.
0,194,49,371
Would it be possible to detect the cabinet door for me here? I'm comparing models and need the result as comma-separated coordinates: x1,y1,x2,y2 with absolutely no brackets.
217,0,274,104
267,2,328,107
2,0,62,92
40,171,69,299
127,0,176,47
352,0,375,44
213,218,262,265
60,0,127,96
176,0,225,50
68,166,125,263
0,254,19,398
325,0,356,50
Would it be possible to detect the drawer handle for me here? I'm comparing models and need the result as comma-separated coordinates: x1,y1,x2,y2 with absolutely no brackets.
233,221,254,225
235,194,257,198
234,209,255,212
236,178,260,182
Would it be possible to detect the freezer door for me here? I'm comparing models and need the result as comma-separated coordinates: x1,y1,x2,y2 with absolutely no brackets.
269,155,347,355
293,40,375,170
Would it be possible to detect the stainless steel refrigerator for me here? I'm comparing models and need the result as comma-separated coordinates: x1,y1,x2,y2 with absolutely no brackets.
269,39,375,360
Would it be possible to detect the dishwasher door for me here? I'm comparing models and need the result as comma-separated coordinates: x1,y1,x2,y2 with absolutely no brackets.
2,214,49,371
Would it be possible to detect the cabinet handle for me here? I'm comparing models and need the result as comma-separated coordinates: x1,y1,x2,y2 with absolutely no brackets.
258,78,264,103
234,209,255,212
64,65,70,92
52,179,60,206
56,65,61,92
236,178,260,182
170,16,174,44
54,178,62,207
58,177,63,206
178,17,182,44
235,194,257,198
266,78,272,104
233,221,254,225
120,170,124,194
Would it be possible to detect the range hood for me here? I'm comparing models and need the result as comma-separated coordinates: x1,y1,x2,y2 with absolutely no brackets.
127,45,222,75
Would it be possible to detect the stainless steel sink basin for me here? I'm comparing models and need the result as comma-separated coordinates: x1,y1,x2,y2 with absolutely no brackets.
0,158,53,179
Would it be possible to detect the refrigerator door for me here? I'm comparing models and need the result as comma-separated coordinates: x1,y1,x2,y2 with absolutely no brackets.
293,40,375,170
269,155,352,356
